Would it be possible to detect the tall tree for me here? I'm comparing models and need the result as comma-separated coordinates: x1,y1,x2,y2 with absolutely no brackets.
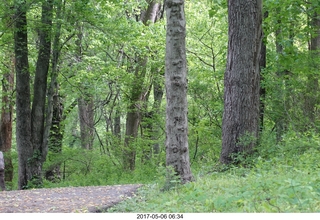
165,0,193,183
14,0,33,189
304,8,320,128
0,3,15,183
259,11,268,132
220,0,262,164
14,0,53,189
123,0,163,170
30,0,54,185
0,54,14,183
75,20,95,151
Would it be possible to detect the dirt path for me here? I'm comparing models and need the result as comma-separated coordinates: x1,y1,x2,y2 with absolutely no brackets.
0,184,143,213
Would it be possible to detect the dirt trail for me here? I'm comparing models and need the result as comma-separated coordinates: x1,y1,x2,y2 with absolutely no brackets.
0,184,142,213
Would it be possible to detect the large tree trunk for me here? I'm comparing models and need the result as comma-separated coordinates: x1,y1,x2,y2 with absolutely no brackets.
14,0,33,189
220,0,262,164
30,0,53,185
165,0,193,184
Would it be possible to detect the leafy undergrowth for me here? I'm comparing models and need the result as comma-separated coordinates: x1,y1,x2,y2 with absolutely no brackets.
108,146,320,212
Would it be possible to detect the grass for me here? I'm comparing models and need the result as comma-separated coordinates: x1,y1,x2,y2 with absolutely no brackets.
107,147,320,213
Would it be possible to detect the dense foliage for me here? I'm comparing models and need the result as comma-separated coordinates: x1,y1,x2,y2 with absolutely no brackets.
0,0,320,212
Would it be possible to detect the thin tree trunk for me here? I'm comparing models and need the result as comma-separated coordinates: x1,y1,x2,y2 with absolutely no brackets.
30,0,53,186
165,0,193,184
78,97,95,150
44,0,63,157
304,11,320,128
259,11,268,133
123,59,146,170
220,0,262,164
152,79,164,154
0,55,14,183
274,15,294,141
46,99,77,181
44,0,69,181
123,1,162,170
142,69,164,162
75,22,95,151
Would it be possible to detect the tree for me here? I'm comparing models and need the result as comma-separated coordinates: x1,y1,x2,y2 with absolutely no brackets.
78,97,95,150
123,0,163,170
259,11,268,132
14,0,33,189
0,2,15,184
14,0,53,189
304,7,320,128
0,54,14,184
165,0,193,184
30,0,54,184
220,0,262,164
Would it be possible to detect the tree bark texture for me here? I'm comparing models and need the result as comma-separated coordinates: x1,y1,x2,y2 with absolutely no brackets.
220,0,262,164
78,97,95,150
165,0,193,183
14,0,33,189
30,0,53,185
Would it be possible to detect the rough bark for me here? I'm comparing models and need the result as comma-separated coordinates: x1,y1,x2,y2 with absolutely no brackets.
14,0,33,189
220,0,262,164
29,0,53,186
165,0,193,183
78,97,95,150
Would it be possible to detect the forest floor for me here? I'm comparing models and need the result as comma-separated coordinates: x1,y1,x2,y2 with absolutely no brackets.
0,184,142,213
